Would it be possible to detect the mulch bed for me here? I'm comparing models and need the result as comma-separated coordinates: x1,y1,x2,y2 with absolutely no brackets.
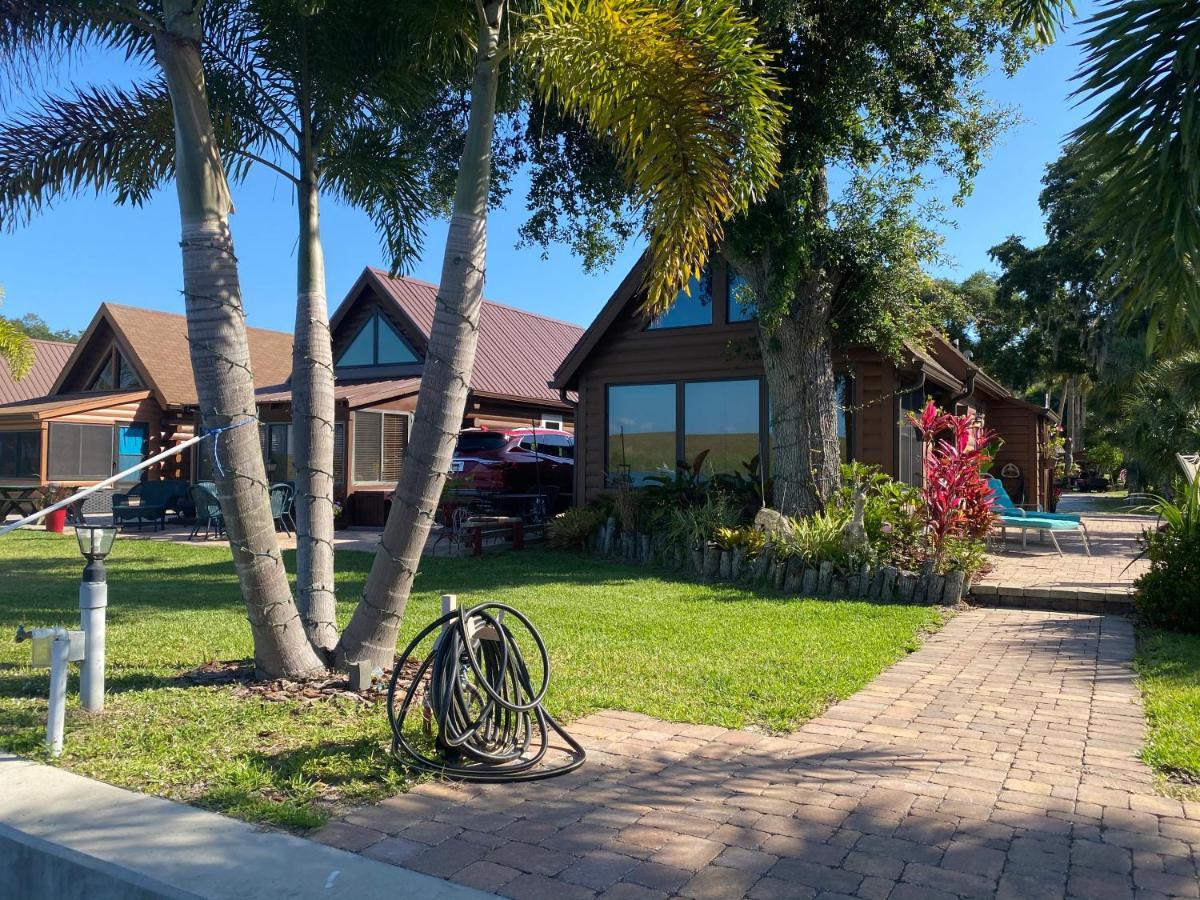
174,657,427,706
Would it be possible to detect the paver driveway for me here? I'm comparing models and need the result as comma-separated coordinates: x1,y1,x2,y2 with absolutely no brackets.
314,610,1200,899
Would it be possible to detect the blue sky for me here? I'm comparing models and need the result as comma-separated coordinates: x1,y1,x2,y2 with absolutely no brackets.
0,3,1096,336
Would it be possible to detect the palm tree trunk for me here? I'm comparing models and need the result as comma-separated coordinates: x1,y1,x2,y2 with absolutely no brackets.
155,1,325,678
292,44,339,655
336,0,504,669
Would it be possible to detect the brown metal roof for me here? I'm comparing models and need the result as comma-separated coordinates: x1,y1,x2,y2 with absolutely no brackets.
365,269,583,405
0,390,152,422
256,377,422,410
0,338,75,404
100,303,295,407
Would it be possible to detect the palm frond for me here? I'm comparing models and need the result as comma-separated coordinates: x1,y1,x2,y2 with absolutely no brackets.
1005,0,1076,44
0,80,176,227
320,122,435,272
522,0,784,312
1071,0,1200,348
0,316,34,381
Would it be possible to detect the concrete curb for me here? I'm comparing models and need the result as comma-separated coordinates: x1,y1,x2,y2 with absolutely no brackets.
0,753,494,899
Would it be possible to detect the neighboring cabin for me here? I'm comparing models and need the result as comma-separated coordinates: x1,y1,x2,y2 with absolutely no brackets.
0,269,581,525
552,253,1057,510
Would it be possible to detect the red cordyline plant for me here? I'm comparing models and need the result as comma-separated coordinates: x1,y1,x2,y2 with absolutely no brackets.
908,401,998,568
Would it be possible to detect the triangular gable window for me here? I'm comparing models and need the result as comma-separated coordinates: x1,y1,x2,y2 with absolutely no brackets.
86,349,144,391
336,312,419,368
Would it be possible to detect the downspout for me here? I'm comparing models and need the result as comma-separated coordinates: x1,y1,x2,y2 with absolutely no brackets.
948,368,977,409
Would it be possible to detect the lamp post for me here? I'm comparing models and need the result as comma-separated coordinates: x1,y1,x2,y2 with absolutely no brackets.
75,525,116,713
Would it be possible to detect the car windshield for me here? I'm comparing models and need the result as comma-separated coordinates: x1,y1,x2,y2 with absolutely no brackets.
455,433,508,453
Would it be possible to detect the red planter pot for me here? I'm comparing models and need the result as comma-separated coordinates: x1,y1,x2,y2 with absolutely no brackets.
44,508,67,533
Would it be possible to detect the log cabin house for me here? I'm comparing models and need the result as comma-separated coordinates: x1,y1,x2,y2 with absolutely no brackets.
0,268,581,524
551,253,1057,510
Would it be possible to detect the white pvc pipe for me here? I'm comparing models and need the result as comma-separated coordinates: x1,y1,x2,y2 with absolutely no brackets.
79,581,107,713
0,432,208,538
47,632,70,756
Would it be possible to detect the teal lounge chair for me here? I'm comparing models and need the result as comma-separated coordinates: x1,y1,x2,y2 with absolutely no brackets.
986,479,1090,556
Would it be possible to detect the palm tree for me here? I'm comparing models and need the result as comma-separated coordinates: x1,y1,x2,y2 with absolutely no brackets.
0,0,459,658
0,0,326,678
1072,0,1200,346
335,0,784,668
0,286,34,380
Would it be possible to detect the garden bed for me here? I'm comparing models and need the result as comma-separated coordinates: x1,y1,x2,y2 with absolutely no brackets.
0,531,942,829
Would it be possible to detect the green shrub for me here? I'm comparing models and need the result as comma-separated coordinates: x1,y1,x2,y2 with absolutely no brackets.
834,463,926,569
1135,479,1200,632
779,508,850,570
939,536,988,578
547,507,603,551
663,494,741,552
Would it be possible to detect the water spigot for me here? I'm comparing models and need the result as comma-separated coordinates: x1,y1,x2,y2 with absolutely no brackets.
15,624,30,643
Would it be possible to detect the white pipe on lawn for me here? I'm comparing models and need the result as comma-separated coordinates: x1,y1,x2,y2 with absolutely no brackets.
0,432,209,538
47,631,70,756
79,580,107,713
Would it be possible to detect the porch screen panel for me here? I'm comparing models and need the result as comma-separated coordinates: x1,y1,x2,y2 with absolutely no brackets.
606,383,676,484
381,414,408,482
353,411,382,482
684,380,759,476
48,422,113,481
0,431,41,479
898,391,924,486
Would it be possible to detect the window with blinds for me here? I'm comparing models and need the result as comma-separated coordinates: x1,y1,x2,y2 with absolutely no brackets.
47,422,114,481
353,411,409,483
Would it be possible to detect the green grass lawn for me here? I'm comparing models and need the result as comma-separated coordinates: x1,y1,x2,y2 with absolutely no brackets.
1137,629,1200,787
0,530,941,828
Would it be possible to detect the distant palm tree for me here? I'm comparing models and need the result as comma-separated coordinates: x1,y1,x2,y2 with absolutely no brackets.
336,0,785,668
0,286,34,380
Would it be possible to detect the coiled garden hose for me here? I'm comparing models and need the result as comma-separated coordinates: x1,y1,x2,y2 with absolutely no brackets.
387,602,586,782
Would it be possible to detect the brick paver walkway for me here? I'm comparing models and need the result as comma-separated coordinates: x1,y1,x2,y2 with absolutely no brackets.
314,610,1200,899
975,515,1151,609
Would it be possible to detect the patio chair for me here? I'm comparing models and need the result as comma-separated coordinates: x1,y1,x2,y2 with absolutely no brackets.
112,479,189,532
987,476,1092,547
189,483,224,540
269,483,296,536
994,513,1092,557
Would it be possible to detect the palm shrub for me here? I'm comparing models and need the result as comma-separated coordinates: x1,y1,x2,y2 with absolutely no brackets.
1135,477,1200,632
778,508,850,571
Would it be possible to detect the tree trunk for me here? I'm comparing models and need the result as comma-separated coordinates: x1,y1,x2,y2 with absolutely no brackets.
292,48,339,655
154,2,325,679
757,298,841,517
335,1,504,669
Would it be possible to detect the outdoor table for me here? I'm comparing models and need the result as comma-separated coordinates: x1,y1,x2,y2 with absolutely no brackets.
0,486,44,520
463,516,525,556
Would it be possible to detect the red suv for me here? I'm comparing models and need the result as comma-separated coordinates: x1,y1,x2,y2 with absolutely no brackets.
450,427,574,508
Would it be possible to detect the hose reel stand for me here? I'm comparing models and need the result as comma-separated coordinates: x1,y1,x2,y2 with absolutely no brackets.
387,596,585,782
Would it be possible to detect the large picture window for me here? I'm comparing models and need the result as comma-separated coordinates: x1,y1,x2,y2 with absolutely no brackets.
48,422,114,481
352,411,408,483
0,430,41,479
337,313,419,368
647,268,713,330
606,384,676,483
684,380,760,474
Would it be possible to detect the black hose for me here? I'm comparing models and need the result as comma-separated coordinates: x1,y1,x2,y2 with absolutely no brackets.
386,602,586,782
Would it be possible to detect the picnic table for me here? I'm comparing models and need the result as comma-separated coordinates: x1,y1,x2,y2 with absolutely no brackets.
0,486,44,520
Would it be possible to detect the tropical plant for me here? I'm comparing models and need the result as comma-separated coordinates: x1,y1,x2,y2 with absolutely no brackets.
334,0,784,669
909,401,998,569
713,525,766,558
663,494,741,554
0,1,462,655
1072,0,1200,347
0,311,33,381
939,535,988,578
777,508,850,571
1135,477,1200,632
833,462,926,568
547,506,602,551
